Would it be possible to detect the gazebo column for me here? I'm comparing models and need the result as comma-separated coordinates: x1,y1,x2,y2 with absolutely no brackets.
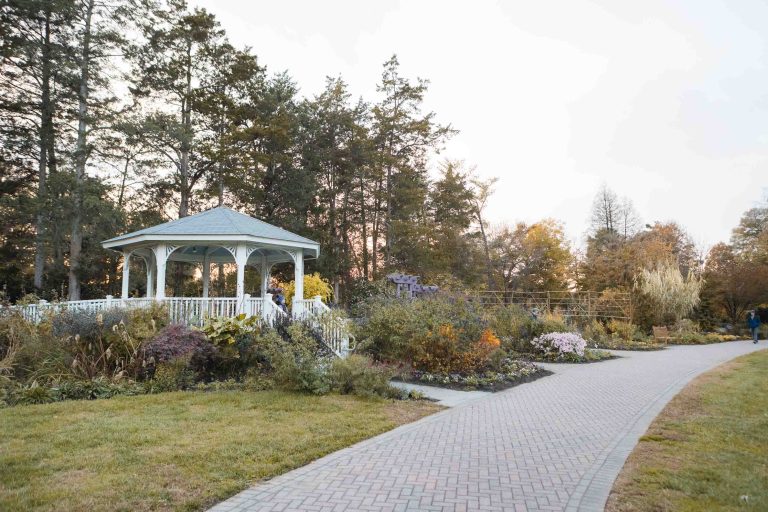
121,251,131,299
260,254,272,298
202,250,211,299
144,256,154,299
234,243,247,311
292,250,304,317
154,243,168,300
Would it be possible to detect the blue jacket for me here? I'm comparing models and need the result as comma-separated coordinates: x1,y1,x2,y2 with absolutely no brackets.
748,315,761,329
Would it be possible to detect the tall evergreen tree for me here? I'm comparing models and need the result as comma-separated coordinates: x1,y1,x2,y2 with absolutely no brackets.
370,55,454,276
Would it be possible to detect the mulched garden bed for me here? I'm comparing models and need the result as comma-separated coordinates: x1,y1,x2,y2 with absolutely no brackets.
394,359,552,392
511,348,618,364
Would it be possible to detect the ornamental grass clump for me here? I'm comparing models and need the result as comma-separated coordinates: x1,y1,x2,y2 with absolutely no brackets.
531,332,587,358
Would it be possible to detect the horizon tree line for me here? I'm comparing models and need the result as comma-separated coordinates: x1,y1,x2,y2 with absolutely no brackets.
1,0,766,327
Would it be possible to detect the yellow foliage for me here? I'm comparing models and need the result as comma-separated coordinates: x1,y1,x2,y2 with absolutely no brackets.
413,325,500,374
477,329,501,348
279,272,333,307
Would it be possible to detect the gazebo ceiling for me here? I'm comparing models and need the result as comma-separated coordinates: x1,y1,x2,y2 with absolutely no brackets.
102,207,319,262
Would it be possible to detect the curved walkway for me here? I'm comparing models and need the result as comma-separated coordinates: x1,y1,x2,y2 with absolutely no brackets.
210,342,765,512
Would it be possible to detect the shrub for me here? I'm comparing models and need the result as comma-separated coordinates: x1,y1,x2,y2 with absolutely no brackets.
0,313,34,359
606,320,646,341
583,319,608,342
269,323,330,394
357,298,419,361
672,318,700,335
122,304,169,343
211,328,283,381
410,322,502,375
357,294,486,364
279,272,333,307
487,304,531,339
530,312,570,338
14,381,55,405
143,324,216,380
199,314,260,348
329,355,400,398
531,332,587,358
145,357,196,393
52,377,143,401
50,308,127,342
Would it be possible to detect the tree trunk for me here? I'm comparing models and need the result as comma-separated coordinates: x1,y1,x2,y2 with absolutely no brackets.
476,209,493,290
178,42,192,218
33,8,54,292
68,0,95,301
359,172,368,280
371,177,382,280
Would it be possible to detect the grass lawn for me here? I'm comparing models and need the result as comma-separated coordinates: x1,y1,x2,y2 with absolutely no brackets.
606,348,768,511
0,390,441,512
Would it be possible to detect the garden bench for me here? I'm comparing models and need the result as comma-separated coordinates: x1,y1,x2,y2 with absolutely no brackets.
652,326,671,343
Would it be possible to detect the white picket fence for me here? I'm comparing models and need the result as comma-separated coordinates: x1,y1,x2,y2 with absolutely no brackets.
3,294,349,356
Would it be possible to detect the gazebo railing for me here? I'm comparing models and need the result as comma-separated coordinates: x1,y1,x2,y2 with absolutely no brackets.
164,297,239,327
3,294,351,357
10,298,111,323
294,297,351,357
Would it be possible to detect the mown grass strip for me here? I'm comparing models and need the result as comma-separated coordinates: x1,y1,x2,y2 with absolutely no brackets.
607,349,768,511
0,390,440,511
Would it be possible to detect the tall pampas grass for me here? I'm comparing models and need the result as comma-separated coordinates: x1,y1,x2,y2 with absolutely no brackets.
635,261,703,323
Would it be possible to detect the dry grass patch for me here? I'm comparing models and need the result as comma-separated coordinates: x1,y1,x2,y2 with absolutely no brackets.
0,390,441,512
607,349,768,511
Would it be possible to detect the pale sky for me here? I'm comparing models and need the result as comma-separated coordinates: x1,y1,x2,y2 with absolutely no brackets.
192,0,767,249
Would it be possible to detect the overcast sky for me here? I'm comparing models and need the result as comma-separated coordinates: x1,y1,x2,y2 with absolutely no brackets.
192,0,767,249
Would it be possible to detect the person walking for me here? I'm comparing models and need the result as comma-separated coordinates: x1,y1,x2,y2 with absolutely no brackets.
274,288,288,313
747,310,761,344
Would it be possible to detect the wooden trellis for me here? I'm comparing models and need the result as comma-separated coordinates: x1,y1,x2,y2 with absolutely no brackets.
469,290,632,321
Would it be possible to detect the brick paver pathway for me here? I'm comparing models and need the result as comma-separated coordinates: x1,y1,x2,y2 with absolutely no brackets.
210,342,765,512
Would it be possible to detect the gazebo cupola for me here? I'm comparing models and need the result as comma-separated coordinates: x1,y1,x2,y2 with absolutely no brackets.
101,207,319,313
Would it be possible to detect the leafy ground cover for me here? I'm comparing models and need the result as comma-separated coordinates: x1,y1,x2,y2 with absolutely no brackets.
0,390,441,512
589,339,666,351
667,332,741,345
606,349,768,511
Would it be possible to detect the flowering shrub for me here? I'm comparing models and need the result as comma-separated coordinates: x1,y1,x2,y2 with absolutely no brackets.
531,332,587,358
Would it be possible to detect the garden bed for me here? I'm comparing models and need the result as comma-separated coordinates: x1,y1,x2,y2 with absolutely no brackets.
667,333,741,345
394,359,550,392
590,340,666,351
512,348,616,364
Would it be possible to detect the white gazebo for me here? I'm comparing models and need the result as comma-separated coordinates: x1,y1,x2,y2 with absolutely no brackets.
102,206,320,319
7,207,351,356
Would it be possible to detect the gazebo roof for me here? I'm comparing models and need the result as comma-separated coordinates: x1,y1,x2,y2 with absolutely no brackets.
102,207,319,263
